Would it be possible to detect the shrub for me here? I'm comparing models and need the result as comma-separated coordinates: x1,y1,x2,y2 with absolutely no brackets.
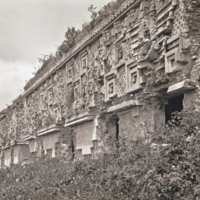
58,27,79,54
1,110,200,199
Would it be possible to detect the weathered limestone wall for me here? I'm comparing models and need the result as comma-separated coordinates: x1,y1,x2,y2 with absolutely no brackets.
105,100,166,141
0,0,200,162
0,142,30,167
13,146,19,164
3,148,11,167
0,95,26,145
13,144,30,164
181,0,200,111
29,139,37,153
75,120,96,155
42,132,60,157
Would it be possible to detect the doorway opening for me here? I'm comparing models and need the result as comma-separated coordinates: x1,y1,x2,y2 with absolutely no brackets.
109,114,120,141
116,118,119,140
165,95,184,124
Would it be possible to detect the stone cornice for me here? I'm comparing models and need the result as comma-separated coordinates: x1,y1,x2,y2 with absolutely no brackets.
23,135,36,141
107,100,143,113
167,79,196,96
65,112,95,127
37,124,62,137
10,140,29,146
2,146,10,150
1,140,28,150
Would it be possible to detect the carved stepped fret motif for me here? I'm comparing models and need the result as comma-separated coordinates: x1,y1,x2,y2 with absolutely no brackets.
1,0,200,162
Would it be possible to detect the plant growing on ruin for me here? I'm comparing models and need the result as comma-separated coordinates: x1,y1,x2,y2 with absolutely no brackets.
58,27,79,54
23,0,129,86
2,110,200,199
37,54,55,73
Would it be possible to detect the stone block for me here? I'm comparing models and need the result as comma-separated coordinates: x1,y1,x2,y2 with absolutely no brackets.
82,147,92,155
73,80,80,101
42,132,60,158
74,116,98,155
1,141,29,166
11,141,29,164
167,79,195,95
65,112,95,127
2,147,11,167
107,100,142,113
165,47,183,74
37,125,62,158
23,135,37,153
66,60,74,82
118,110,143,140
13,144,30,164
29,140,37,153
126,60,143,93
75,120,95,149
105,71,117,102
132,106,141,117
165,34,192,74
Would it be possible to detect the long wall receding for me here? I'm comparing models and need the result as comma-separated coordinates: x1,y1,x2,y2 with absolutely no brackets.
1,0,200,166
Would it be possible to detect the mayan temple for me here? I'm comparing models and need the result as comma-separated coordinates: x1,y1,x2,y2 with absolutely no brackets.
0,0,200,167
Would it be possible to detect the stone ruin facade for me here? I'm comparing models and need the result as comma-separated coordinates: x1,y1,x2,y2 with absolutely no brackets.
1,0,200,167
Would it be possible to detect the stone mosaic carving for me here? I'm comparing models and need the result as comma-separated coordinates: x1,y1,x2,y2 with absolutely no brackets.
1,0,200,158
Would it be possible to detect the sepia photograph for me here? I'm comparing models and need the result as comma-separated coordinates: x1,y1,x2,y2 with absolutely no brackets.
0,0,200,199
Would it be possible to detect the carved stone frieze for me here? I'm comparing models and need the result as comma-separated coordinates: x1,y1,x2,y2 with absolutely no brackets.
0,0,199,158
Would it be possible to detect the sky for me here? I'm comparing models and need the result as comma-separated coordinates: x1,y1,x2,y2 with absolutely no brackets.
0,0,112,111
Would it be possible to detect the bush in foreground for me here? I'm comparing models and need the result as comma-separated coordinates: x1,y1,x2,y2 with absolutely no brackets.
1,110,200,199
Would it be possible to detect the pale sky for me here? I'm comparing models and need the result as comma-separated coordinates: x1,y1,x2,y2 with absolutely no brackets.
0,0,111,111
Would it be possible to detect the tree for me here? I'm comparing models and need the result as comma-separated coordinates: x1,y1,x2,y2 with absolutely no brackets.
37,54,54,72
57,27,78,54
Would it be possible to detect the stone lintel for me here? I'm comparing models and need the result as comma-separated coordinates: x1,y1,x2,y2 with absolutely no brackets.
107,100,143,113
37,124,63,135
37,127,61,137
23,135,36,141
167,79,195,95
64,115,95,127
65,111,89,123
2,146,10,150
37,124,62,136
10,140,29,146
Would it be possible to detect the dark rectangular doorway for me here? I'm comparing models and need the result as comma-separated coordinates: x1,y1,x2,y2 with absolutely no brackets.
116,118,119,140
165,95,184,124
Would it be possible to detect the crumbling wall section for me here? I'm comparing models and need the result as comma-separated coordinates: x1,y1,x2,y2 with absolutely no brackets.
182,0,200,111
0,95,26,146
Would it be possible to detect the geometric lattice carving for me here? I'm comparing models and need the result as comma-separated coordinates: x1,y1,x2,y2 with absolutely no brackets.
171,2,188,36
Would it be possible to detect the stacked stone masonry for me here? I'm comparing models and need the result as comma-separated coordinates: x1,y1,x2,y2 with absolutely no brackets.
1,0,200,166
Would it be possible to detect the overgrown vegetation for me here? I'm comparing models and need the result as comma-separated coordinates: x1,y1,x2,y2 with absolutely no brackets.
25,0,126,86
1,110,200,199
57,0,126,55
58,27,79,54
